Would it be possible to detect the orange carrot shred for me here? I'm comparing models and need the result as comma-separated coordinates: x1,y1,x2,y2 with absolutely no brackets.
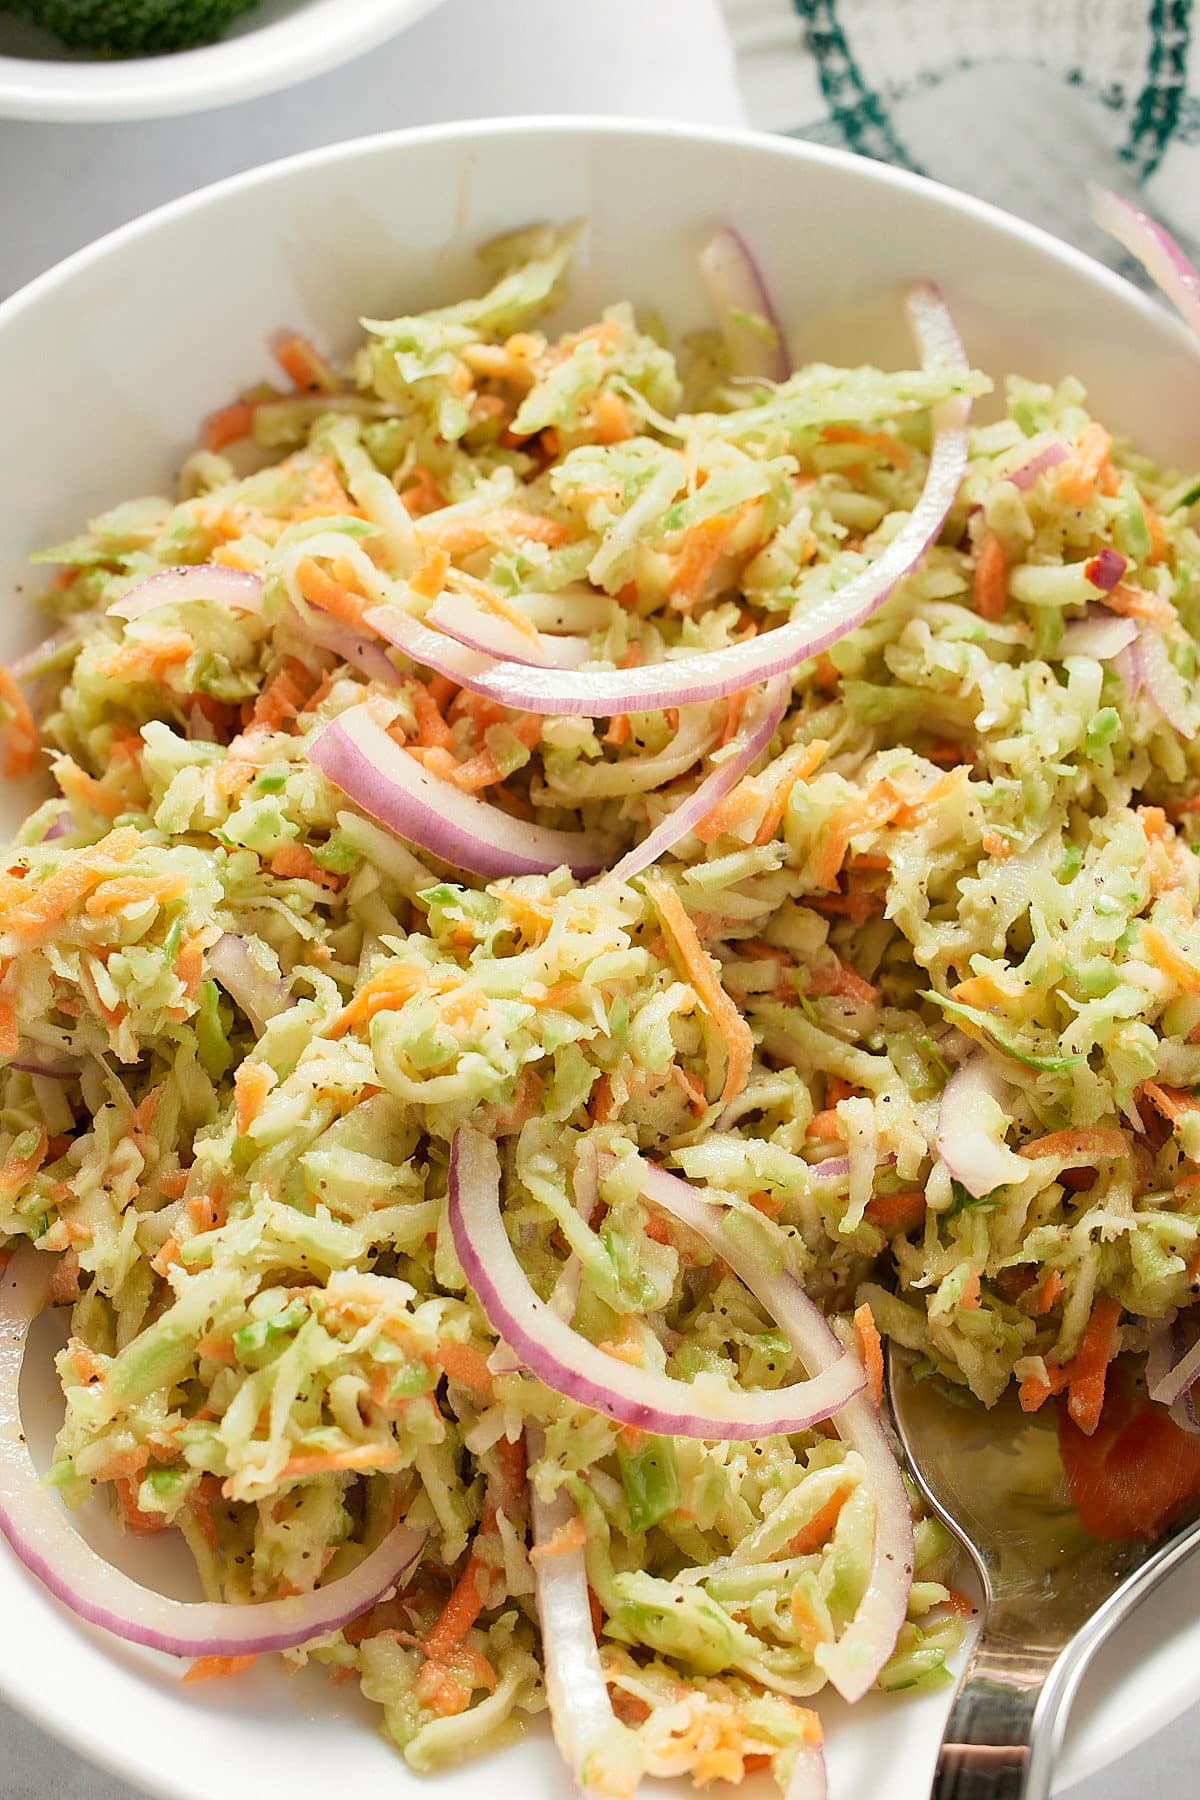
643,878,753,1107
853,1302,884,1408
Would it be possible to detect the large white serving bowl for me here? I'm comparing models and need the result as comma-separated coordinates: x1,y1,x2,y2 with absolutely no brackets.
0,117,1198,1800
0,0,445,121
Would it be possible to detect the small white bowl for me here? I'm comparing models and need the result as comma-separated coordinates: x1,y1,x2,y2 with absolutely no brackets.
0,118,1198,1800
0,0,445,121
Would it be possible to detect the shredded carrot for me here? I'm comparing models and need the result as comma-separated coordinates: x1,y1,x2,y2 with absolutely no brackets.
0,667,37,780
1102,582,1174,626
273,332,339,395
422,508,568,557
588,1071,615,1125
1057,422,1114,506
971,530,1008,621
643,878,753,1107
183,1654,257,1684
295,556,367,628
853,1302,884,1408
114,1475,167,1534
268,843,341,890
590,391,635,444
278,1445,402,1481
95,634,192,684
0,826,140,943
958,1268,982,1311
812,781,901,892
820,424,911,468
174,933,205,1001
422,1556,486,1661
1019,1126,1127,1162
438,1341,495,1395
671,1063,709,1115
330,963,432,1037
1142,499,1168,565
753,739,829,846
85,872,189,917
864,1189,926,1235
0,1127,47,1198
786,1485,851,1556
668,509,741,614
1141,923,1200,996
1019,1297,1122,1436
204,401,255,453
806,1109,844,1143
0,1000,17,1059
530,1516,588,1560
1032,1271,1064,1316
894,765,970,828
234,1062,274,1136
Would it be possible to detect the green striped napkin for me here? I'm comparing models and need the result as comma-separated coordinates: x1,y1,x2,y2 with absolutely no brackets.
722,0,1198,263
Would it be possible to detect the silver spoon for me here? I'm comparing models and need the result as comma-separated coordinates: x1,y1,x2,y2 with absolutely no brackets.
888,1348,1200,1800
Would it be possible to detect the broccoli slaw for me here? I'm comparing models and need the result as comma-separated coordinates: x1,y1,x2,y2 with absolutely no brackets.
0,203,1199,1796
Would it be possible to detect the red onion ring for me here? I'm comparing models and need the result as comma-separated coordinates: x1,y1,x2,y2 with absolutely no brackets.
1134,626,1195,740
291,602,403,688
634,1162,913,1703
1148,1322,1200,1409
207,933,290,1036
447,1128,864,1439
426,594,588,670
528,1426,639,1797
1057,608,1138,661
698,227,791,382
0,1249,425,1657
1091,186,1200,344
1006,441,1068,492
599,677,791,886
1083,548,1128,594
362,606,498,691
393,284,971,717
935,1051,1022,1199
309,706,614,880
107,565,265,622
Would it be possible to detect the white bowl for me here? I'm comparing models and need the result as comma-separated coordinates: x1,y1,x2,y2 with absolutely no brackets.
0,0,445,121
0,118,1198,1800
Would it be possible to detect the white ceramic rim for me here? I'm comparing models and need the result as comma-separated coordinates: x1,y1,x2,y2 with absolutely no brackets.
0,0,445,122
0,114,1194,1796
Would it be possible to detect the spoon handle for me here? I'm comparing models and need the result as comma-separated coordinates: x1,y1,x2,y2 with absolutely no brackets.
929,1609,1063,1800
931,1512,1200,1800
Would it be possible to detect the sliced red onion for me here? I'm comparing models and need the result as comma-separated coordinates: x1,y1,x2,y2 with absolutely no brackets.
1148,1323,1200,1408
10,619,96,684
1006,441,1067,492
1116,634,1144,699
528,1426,640,1798
698,227,791,382
599,677,790,887
936,1051,1023,1199
1057,608,1138,661
785,1736,828,1800
1091,186,1200,344
448,1128,863,1439
44,809,72,843
107,565,264,622
9,1051,80,1079
411,285,970,717
207,933,290,1035
634,1162,912,1703
292,603,403,688
1084,548,1128,594
0,1249,425,1657
309,707,612,880
1135,626,1196,739
426,594,588,670
363,605,497,691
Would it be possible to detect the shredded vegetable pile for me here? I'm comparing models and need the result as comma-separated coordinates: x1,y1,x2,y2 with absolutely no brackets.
3,196,1200,1796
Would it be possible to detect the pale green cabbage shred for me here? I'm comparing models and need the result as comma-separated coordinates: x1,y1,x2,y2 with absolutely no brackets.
2,222,1198,1787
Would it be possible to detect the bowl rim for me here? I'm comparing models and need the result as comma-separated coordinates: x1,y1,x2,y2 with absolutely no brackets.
0,0,445,122
0,113,1195,1797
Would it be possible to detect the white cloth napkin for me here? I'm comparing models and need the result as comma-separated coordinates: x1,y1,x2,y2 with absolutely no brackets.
723,0,1199,265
